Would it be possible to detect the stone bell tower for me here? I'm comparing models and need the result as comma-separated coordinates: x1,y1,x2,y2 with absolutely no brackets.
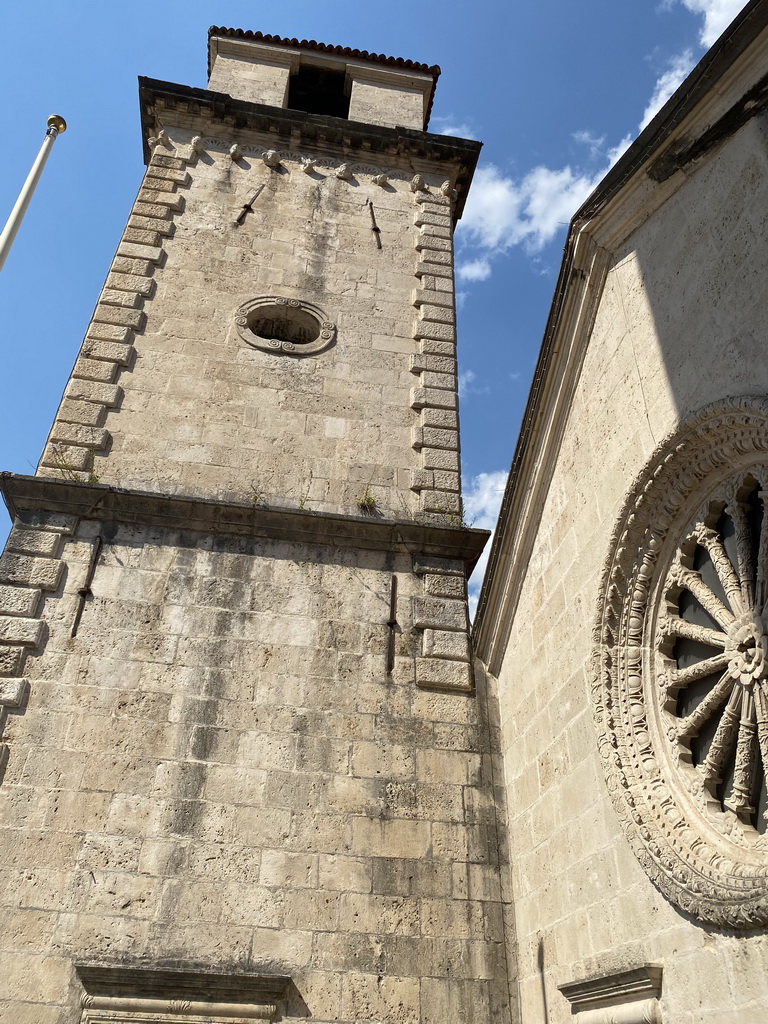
0,28,511,1024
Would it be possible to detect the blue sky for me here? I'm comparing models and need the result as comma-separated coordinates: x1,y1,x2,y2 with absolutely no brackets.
0,0,749,604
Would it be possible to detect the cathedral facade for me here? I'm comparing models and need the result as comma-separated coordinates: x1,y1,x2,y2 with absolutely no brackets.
2,4,768,1022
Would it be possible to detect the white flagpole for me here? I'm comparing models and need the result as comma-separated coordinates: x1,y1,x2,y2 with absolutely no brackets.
0,114,67,272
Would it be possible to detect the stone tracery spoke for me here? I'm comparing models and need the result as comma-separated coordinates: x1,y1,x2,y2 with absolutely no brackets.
660,617,726,649
670,651,730,689
700,684,743,785
669,561,735,630
693,524,744,614
757,488,768,611
727,498,756,607
677,669,734,740
724,689,758,820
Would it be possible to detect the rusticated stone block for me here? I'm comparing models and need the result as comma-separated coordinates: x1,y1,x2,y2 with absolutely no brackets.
0,585,41,617
71,358,119,384
137,187,184,209
57,398,108,426
117,241,164,263
110,255,155,277
421,447,460,472
0,615,44,647
0,553,64,591
410,387,457,411
64,379,122,407
49,423,109,449
83,339,133,365
412,426,458,451
420,489,461,515
412,288,453,309
412,596,467,631
413,320,456,342
415,658,473,693
411,354,456,376
413,555,464,576
423,628,470,661
86,322,133,345
41,442,94,473
93,305,146,331
424,573,466,598
0,677,28,707
146,165,190,185
106,271,155,295
99,288,143,308
415,259,452,278
6,526,62,558
123,227,164,248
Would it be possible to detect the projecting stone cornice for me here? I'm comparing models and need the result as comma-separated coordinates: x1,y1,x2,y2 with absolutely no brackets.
0,474,489,573
138,77,481,220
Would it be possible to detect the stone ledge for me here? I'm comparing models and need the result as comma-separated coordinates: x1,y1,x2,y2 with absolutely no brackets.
0,475,489,573
0,678,29,707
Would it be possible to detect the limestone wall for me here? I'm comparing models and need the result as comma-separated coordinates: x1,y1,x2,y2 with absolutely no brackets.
496,115,768,1023
39,133,464,522
0,513,508,1022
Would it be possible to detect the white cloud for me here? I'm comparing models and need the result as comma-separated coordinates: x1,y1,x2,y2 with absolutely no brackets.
463,470,508,619
679,0,748,47
573,129,606,160
640,49,696,128
457,161,604,257
431,115,478,140
457,258,492,282
458,369,476,396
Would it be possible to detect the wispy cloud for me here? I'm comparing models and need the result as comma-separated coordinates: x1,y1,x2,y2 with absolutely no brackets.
431,115,479,140
640,49,696,128
458,369,489,398
679,0,748,47
454,0,747,286
463,470,508,618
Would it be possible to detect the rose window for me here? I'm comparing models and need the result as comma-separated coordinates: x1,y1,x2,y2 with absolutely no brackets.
657,478,768,833
594,399,768,928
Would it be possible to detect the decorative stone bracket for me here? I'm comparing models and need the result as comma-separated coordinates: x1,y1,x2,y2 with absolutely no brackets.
412,554,473,692
0,510,75,775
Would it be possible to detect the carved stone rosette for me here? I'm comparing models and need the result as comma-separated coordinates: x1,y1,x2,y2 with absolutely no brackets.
593,397,768,928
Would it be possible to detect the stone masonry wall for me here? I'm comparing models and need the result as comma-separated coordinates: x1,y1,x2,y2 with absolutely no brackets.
0,516,509,1023
39,131,463,524
496,118,768,1022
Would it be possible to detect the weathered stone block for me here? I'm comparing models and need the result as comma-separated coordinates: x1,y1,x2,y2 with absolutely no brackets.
412,288,453,309
411,353,456,375
413,211,452,229
416,658,473,692
419,304,455,324
83,339,133,365
137,187,184,209
413,555,465,576
117,241,164,263
123,227,164,248
421,489,462,514
410,387,457,411
0,678,28,707
49,422,109,449
127,214,173,236
422,408,459,430
0,586,41,617
413,596,467,631
41,442,94,473
0,615,44,647
413,320,456,342
57,398,108,426
0,553,63,591
93,304,146,331
106,271,155,296
421,447,460,472
86,322,133,345
423,628,470,661
146,165,190,185
110,255,155,277
424,573,466,598
99,288,143,309
132,201,172,221
416,233,452,253
71,358,119,384
415,259,452,278
6,526,62,558
64,379,122,407
412,426,458,451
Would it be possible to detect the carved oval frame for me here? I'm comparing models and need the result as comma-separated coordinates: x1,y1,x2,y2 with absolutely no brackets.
593,396,768,928
235,296,336,356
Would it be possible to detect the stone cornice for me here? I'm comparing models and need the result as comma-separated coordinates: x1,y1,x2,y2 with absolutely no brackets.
1,475,489,572
138,77,481,221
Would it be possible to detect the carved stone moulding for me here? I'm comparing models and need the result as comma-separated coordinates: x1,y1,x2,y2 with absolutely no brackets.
593,397,768,928
234,295,336,356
